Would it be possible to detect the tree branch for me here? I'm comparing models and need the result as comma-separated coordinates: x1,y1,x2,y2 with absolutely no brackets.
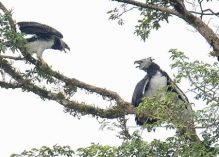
195,120,219,129
0,0,135,118
190,10,219,17
189,0,219,19
0,81,22,89
112,0,219,58
0,55,24,60
19,49,133,111
0,57,134,118
112,0,180,16
0,1,16,31
13,47,128,105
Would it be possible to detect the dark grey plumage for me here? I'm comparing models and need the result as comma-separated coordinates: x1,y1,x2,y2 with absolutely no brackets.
17,21,63,38
132,57,190,125
132,57,199,142
17,21,70,61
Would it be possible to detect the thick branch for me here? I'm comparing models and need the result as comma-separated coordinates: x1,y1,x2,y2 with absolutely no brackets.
112,0,180,16
113,0,219,56
0,57,134,118
17,48,132,110
0,0,133,117
0,9,134,118
173,4,219,55
0,81,22,89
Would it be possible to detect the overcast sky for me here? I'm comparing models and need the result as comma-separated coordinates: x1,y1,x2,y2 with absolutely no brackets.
0,0,214,156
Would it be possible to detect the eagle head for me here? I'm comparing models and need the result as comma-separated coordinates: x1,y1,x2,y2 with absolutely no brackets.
134,57,154,70
60,40,70,53
52,36,70,52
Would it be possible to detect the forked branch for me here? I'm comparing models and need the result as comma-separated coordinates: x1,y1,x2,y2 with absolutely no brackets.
0,2,133,119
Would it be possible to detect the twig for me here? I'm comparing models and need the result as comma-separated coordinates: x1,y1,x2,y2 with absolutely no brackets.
0,1,16,31
0,55,24,60
190,10,219,17
118,6,137,17
117,116,131,139
0,81,22,89
195,121,219,129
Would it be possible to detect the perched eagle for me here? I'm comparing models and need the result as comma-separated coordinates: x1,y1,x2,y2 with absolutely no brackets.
131,57,200,141
17,21,70,63
132,57,193,126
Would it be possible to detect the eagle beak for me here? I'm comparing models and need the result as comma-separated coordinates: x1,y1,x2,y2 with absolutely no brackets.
134,57,154,68
134,60,142,64
64,44,70,53
134,60,142,68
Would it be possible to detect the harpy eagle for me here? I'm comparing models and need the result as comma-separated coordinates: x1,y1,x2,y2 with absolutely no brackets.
132,57,194,127
17,21,70,63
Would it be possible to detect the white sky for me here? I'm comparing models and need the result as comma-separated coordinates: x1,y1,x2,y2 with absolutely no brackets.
0,0,215,156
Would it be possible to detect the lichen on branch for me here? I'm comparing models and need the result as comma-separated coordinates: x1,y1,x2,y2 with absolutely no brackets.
0,2,133,120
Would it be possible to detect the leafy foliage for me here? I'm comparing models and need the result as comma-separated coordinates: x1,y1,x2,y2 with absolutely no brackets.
11,133,150,157
10,145,74,157
24,66,59,84
134,91,187,131
169,49,219,148
1,0,219,156
116,132,150,157
108,1,171,41
107,5,126,25
134,8,170,41
77,144,117,157
0,10,25,53
12,132,219,157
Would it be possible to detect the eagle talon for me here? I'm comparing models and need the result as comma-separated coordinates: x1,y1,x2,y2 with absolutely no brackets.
39,58,48,67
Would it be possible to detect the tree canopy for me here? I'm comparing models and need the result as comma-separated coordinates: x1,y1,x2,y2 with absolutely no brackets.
0,0,219,156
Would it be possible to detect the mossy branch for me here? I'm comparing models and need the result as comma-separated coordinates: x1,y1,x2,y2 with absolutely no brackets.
0,1,134,119
0,57,134,118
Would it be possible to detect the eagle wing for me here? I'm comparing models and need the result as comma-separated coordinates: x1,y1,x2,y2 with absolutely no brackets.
17,21,63,38
165,72,198,140
131,75,150,107
164,72,194,113
132,75,158,125
164,72,189,103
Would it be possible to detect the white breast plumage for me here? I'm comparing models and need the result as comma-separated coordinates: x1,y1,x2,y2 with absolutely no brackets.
25,39,54,58
144,71,167,97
